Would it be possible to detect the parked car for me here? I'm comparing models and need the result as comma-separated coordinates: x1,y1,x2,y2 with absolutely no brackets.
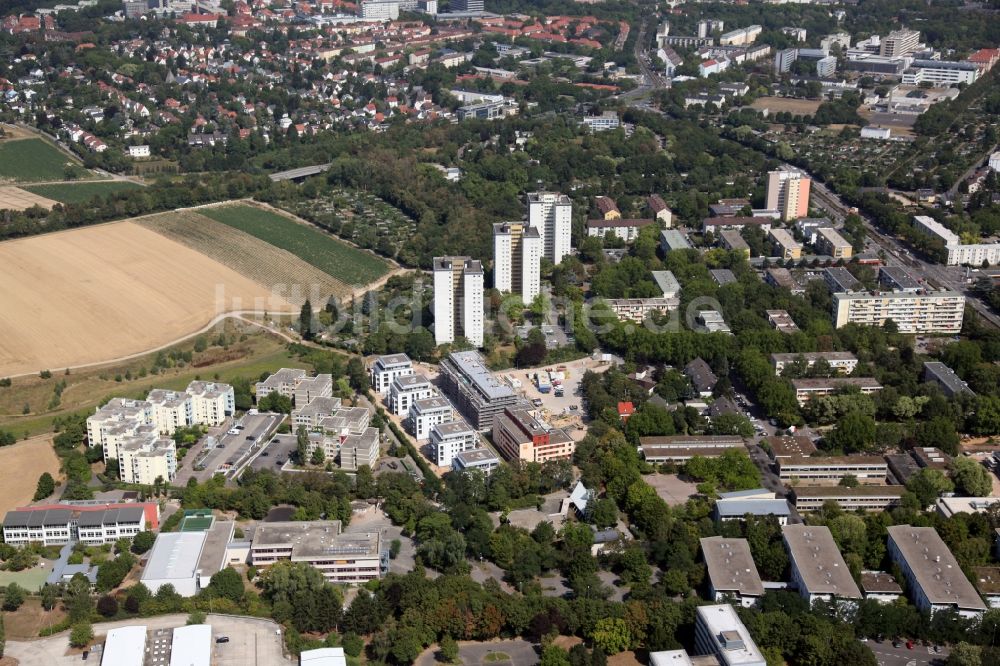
216,636,230,644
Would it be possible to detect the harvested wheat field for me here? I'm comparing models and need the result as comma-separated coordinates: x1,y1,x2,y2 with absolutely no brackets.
0,221,295,377
138,210,351,302
0,185,58,211
0,435,61,517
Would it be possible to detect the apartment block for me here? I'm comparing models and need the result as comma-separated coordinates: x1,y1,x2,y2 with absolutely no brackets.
768,228,803,259
770,351,858,375
492,407,575,464
832,289,965,333
694,605,766,666
527,191,572,264
430,419,480,467
292,396,345,429
186,381,235,425
433,256,484,347
493,222,542,304
586,218,656,243
887,525,987,619
250,520,387,584
452,447,501,473
766,167,810,221
407,396,454,440
718,24,761,46
815,227,853,259
2,503,156,547
370,353,414,396
719,229,751,256
337,428,381,472
783,524,862,606
777,455,888,484
923,361,975,397
792,486,906,512
652,271,681,299
661,229,693,251
766,310,799,334
294,375,334,407
603,298,678,323
119,433,177,485
439,350,518,431
860,571,903,604
146,389,192,435
913,215,1000,266
87,398,154,460
254,368,307,403
791,377,882,404
389,373,436,417
700,537,765,608
880,28,920,57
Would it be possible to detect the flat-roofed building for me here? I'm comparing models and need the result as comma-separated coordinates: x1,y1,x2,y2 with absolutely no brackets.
766,310,799,334
407,396,454,440
710,269,738,286
255,368,308,403
815,227,853,259
170,624,212,666
146,389,192,435
370,354,414,396
433,256,485,347
527,191,572,264
301,647,348,666
700,537,765,607
493,407,575,463
769,228,802,259
887,525,988,619
702,216,773,233
430,419,480,467
292,397,344,429
102,626,147,666
694,604,767,666
649,651,694,666
763,435,817,460
974,567,1000,609
923,361,974,397
294,374,334,408
791,377,882,405
771,351,858,376
764,268,803,295
640,435,745,463
337,428,381,472
792,485,906,512
86,398,154,460
439,351,518,431
823,267,861,293
119,432,177,485
778,455,887,484
603,298,679,323
833,289,965,334
661,229,692,252
586,218,655,242
714,497,792,525
782,524,862,606
720,229,751,257
860,571,903,604
766,167,810,222
141,532,209,597
389,373,436,417
652,270,681,299
249,520,387,584
452,447,501,473
186,381,234,425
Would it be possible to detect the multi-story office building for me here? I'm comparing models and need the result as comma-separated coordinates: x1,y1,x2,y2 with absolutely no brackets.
768,228,802,259
2,502,157,547
250,520,387,584
357,0,399,18
407,396,454,440
388,373,436,417
640,435,745,463
119,432,177,485
792,486,906,512
430,419,480,466
815,227,853,259
887,525,987,619
777,455,888,484
433,256,484,347
912,215,1000,265
903,60,980,86
370,354,414,396
700,537,765,608
492,407,575,464
790,377,881,404
880,28,920,57
652,271,681,299
449,0,483,11
439,351,518,430
493,222,542,304
694,605,766,666
783,524,862,606
527,192,572,264
832,289,965,333
766,167,811,221
714,494,792,525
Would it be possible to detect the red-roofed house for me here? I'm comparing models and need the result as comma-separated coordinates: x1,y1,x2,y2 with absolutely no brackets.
618,401,635,422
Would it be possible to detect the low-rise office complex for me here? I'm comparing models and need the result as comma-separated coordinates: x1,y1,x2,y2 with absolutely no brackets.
640,435,745,463
770,351,858,375
249,520,387,584
790,377,882,405
792,485,906,512
492,407,575,463
2,502,158,547
777,455,888,483
783,524,862,606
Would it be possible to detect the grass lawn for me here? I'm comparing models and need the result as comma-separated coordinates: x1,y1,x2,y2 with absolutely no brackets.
0,568,51,592
24,181,143,204
200,204,389,287
0,139,83,182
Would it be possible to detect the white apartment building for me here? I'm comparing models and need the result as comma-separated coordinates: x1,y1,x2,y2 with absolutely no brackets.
433,256,484,347
407,396,454,440
913,215,1000,266
832,289,965,333
783,525,862,606
815,227,853,259
358,0,399,19
452,448,501,473
119,433,177,485
603,298,679,323
337,428,381,472
389,373,436,417
493,222,542,304
370,353,414,396
790,377,882,404
770,351,858,375
186,381,234,426
581,111,620,132
718,25,761,46
990,151,1000,173
887,525,987,619
586,218,656,242
292,396,345,429
146,389,192,435
87,398,154,460
766,167,810,221
793,486,906,512
2,504,152,547
902,60,978,86
430,419,480,467
294,375,333,407
694,605,766,666
527,192,572,264
255,368,307,403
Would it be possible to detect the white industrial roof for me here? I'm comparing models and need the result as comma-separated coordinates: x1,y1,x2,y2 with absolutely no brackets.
141,532,207,581
102,626,147,666
170,624,212,666
301,647,348,666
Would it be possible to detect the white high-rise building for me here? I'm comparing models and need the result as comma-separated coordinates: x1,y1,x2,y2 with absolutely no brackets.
493,222,541,304
433,256,484,347
527,192,572,265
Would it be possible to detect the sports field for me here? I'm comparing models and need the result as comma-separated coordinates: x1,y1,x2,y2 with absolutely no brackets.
24,180,143,204
0,138,82,183
0,435,62,519
0,221,295,377
199,204,390,287
750,97,823,116
0,186,58,211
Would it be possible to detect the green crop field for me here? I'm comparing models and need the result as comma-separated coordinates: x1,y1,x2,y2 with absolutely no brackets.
25,181,143,204
200,204,390,287
0,139,84,182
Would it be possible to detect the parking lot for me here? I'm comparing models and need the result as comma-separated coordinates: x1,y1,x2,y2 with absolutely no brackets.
514,355,620,423
247,433,299,473
176,413,283,485
867,638,947,666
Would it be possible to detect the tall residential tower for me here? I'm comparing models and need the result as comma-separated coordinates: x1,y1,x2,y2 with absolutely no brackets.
493,222,541,304
527,192,572,265
766,167,811,221
433,256,484,347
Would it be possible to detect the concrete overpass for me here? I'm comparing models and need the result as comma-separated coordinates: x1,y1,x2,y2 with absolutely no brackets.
269,163,332,182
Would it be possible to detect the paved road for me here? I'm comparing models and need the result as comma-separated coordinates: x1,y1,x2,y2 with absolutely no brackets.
414,640,538,666
867,639,947,666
